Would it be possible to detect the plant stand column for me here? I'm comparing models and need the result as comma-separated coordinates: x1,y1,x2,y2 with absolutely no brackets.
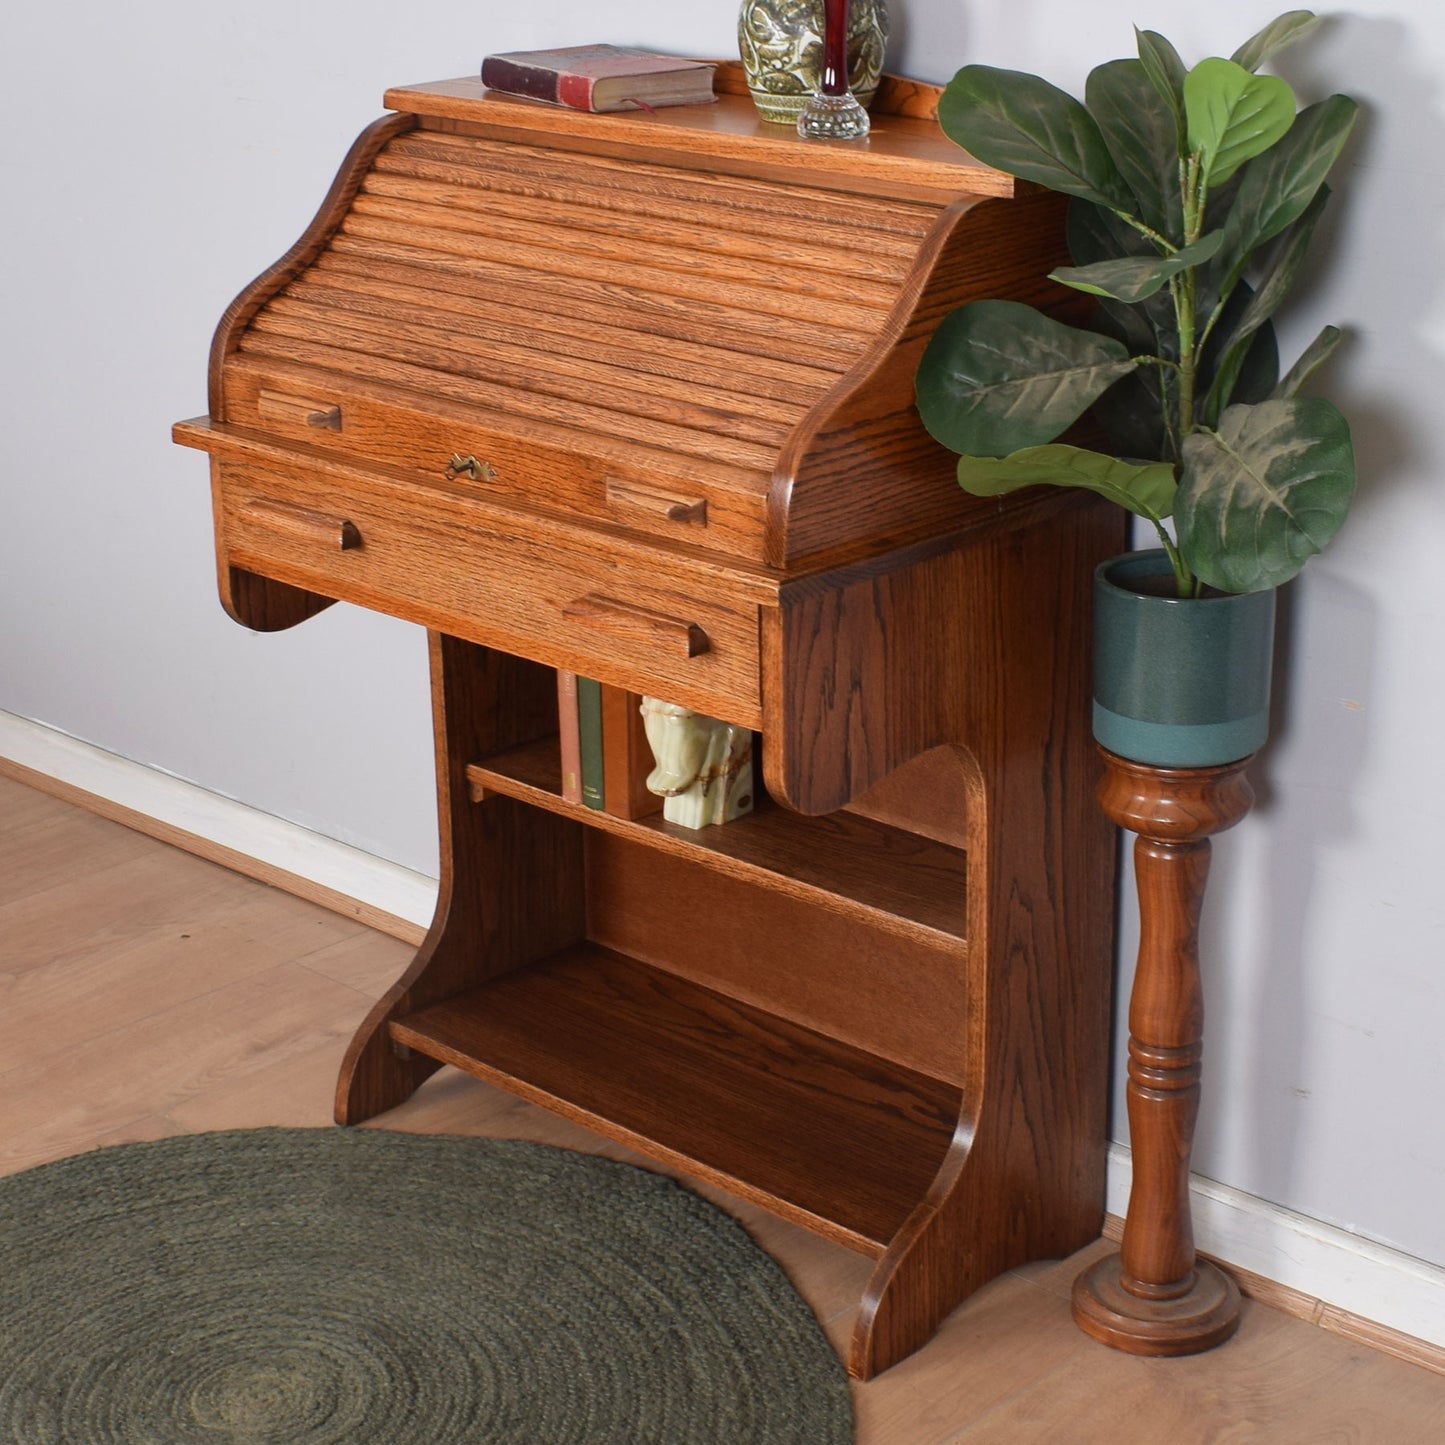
1072,748,1255,1355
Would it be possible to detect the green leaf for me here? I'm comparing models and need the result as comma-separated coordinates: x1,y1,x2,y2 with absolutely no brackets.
1237,186,1329,337
1231,10,1322,72
1051,231,1223,303
915,300,1138,457
1135,28,1188,143
1233,323,1281,407
1067,199,1153,264
938,65,1133,209
1273,325,1343,397
1069,201,1181,358
1203,185,1326,420
956,445,1178,521
1184,58,1297,188
1090,342,1175,461
1086,59,1185,236
1217,95,1357,281
1203,320,1280,426
1176,398,1354,592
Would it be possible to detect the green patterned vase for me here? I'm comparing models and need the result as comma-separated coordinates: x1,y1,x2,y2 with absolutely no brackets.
1093,550,1277,768
738,0,889,125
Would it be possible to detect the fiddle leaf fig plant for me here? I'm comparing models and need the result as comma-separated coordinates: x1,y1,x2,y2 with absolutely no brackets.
916,11,1358,596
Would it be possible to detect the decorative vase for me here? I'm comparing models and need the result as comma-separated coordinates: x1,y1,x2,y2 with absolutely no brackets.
737,0,889,125
1093,550,1277,768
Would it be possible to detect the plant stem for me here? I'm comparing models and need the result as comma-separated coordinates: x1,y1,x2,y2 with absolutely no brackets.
1113,211,1177,255
1152,524,1197,597
1158,156,1215,597
1174,154,1207,441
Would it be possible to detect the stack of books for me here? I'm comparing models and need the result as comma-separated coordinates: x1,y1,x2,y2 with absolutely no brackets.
557,672,662,819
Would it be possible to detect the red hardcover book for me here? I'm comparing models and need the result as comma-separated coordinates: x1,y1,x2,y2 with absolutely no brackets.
480,44,716,113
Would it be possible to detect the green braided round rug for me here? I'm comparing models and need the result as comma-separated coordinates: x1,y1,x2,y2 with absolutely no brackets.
0,1129,853,1444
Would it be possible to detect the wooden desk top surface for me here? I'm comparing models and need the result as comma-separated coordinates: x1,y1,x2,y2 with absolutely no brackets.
385,64,1014,206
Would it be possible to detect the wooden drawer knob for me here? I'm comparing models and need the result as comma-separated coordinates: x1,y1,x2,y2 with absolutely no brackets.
605,479,707,527
241,498,361,551
561,593,710,657
256,389,342,431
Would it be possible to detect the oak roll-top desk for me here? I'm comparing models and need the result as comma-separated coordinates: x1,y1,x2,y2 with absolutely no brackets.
173,64,1123,1379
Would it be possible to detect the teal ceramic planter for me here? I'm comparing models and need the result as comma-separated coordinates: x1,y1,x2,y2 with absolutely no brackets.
1093,550,1276,768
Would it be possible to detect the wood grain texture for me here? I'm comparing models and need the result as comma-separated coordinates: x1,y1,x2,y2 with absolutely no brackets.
390,943,960,1252
192,436,771,728
769,190,1079,566
185,78,1063,574
1073,752,1256,1357
384,74,1012,205
465,737,969,945
760,495,1126,1374
584,831,968,1084
336,634,579,1123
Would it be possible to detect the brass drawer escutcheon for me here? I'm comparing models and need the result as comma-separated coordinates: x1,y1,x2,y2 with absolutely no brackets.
444,454,497,483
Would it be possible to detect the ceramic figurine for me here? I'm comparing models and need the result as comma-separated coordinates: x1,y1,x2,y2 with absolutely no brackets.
639,697,754,829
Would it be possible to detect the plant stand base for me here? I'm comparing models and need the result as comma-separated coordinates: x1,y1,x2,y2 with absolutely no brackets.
1072,1252,1241,1356
1072,748,1256,1358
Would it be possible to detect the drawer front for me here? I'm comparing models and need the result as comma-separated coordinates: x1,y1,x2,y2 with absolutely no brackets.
214,458,763,727
222,363,771,563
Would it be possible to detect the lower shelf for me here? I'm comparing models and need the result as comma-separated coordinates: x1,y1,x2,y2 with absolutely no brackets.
391,943,961,1254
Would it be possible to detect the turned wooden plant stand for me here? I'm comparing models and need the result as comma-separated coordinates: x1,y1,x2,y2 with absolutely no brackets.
1073,749,1255,1355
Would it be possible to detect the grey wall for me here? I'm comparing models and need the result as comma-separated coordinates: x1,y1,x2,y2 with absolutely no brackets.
3,3,1441,1272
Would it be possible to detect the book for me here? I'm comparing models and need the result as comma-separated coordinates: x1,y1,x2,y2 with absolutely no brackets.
601,685,663,821
576,675,605,811
480,44,717,114
556,670,582,804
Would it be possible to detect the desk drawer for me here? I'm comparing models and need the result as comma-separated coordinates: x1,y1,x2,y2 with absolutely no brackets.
222,362,771,563
213,458,763,727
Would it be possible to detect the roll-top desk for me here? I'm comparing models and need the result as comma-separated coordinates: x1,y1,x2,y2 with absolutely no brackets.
174,65,1122,1378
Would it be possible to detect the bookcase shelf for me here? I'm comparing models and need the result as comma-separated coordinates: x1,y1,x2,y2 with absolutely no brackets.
390,942,961,1253
465,738,970,947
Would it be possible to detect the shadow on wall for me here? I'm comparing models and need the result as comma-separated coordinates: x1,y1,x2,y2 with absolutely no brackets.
1191,13,1440,1210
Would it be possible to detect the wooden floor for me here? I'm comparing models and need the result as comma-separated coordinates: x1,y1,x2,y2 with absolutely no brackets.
3,771,1443,1443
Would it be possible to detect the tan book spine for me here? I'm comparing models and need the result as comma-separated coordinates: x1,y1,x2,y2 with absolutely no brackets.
556,670,582,804
601,685,662,820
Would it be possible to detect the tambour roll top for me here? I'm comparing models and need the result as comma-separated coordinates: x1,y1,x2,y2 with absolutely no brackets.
188,68,1064,572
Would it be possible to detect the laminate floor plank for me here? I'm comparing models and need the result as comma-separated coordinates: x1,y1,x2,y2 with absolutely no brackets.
0,959,371,1175
3,775,1443,1442
0,889,374,1075
0,842,358,976
296,926,417,998
944,1295,1445,1444
0,800,147,902
0,772,71,829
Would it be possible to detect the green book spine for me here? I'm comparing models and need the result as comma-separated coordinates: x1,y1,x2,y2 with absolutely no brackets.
577,676,605,811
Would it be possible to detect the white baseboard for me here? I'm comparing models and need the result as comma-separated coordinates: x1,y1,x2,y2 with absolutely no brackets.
1107,1145,1445,1352
0,709,437,932
4,709,1440,1354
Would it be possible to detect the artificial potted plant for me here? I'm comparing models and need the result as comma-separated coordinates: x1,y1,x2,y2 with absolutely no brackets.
915,9,1358,768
